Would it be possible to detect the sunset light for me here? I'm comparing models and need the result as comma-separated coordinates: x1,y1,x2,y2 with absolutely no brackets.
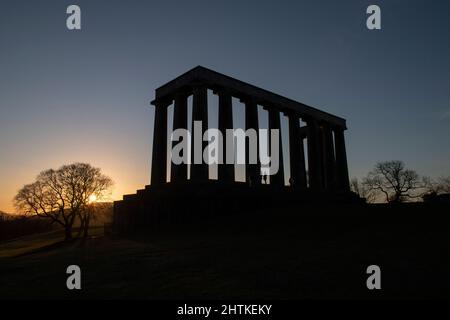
88,194,97,203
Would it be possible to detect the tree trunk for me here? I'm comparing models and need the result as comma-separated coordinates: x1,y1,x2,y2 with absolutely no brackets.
82,214,90,239
393,192,402,203
64,225,73,241
77,217,85,238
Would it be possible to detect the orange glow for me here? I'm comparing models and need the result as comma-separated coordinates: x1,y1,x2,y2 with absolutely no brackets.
88,194,98,203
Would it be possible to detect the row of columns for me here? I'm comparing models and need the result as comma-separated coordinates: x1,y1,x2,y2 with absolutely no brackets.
151,85,350,191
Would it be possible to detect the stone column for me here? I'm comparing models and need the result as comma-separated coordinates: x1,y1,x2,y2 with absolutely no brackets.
151,100,169,185
218,89,235,183
171,93,188,183
191,84,209,181
306,118,324,190
322,124,336,190
288,113,307,188
244,98,260,185
268,108,284,186
334,127,350,191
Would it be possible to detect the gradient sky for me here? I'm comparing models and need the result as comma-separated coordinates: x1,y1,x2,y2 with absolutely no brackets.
1,0,449,212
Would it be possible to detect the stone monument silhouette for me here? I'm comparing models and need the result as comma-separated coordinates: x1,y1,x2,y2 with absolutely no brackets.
113,66,357,234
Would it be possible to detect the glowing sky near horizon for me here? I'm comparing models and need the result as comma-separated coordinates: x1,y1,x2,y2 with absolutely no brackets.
1,0,450,212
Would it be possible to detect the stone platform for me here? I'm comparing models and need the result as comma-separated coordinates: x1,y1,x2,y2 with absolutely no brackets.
112,182,361,234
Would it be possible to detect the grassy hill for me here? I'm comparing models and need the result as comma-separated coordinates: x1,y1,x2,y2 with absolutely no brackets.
1,203,450,299
0,227,104,258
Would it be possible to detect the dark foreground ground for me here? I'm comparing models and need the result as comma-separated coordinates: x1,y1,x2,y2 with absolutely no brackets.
1,203,450,299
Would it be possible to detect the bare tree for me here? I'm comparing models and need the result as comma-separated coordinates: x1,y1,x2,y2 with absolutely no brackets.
422,176,450,198
65,163,113,239
14,163,113,241
435,177,450,194
350,177,375,203
362,161,422,203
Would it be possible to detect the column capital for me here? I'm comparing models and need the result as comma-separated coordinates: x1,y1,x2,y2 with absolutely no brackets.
332,125,346,133
191,81,208,91
174,91,190,99
151,99,172,107
240,95,258,105
283,109,301,118
299,126,309,139
212,86,232,96
320,121,334,130
304,117,320,129
262,103,285,113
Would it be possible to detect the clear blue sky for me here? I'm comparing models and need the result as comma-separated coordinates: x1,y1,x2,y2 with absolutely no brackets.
1,0,449,212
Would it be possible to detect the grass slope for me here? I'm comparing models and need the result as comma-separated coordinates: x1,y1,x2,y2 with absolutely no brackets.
1,205,450,299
